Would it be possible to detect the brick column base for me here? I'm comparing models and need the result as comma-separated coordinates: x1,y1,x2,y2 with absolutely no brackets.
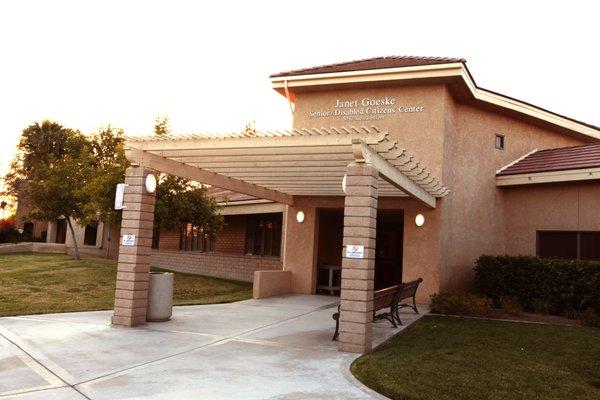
338,163,378,353
111,167,156,326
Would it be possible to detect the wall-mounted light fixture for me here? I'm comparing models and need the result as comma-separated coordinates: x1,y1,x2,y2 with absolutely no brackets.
145,173,157,194
415,213,425,227
341,174,347,193
296,211,305,223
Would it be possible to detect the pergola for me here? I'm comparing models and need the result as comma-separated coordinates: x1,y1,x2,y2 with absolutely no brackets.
112,126,448,353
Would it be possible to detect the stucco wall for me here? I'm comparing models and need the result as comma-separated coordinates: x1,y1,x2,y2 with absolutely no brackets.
439,100,586,291
289,82,593,298
502,182,600,255
293,84,448,179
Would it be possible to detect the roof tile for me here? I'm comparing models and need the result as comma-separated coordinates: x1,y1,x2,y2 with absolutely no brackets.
270,55,465,78
497,142,600,176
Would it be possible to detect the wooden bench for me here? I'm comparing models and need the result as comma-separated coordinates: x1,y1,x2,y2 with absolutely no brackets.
332,278,423,341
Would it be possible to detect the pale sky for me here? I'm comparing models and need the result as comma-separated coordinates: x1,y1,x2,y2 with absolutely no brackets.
1,0,599,202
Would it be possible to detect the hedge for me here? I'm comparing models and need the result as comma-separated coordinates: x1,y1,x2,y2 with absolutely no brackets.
474,255,600,315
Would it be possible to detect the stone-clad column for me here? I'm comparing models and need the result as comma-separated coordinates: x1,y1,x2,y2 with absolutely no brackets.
339,163,378,353
111,166,156,327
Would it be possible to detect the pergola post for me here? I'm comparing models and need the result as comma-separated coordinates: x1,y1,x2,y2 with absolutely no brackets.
338,162,378,353
111,166,156,327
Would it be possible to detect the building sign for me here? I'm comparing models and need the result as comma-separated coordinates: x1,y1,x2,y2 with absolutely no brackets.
308,96,423,122
346,244,365,259
114,183,128,210
122,234,136,246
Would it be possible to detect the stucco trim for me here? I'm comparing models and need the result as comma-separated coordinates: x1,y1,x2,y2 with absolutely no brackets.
496,167,600,186
219,202,284,215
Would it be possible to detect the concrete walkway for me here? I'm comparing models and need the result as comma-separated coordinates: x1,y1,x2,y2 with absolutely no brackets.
0,295,427,399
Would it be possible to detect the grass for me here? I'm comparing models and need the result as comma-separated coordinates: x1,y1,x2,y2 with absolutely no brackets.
0,252,252,317
351,315,600,400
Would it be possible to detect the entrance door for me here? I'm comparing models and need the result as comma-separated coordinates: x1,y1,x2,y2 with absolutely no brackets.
55,219,67,244
375,214,404,290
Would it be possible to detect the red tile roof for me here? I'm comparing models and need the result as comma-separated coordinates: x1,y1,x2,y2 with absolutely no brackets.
270,55,465,78
497,142,600,176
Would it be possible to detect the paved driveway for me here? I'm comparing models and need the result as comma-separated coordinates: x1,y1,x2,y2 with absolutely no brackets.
0,295,426,399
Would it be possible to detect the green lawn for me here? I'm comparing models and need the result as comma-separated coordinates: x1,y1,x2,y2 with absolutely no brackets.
352,315,600,400
0,253,252,317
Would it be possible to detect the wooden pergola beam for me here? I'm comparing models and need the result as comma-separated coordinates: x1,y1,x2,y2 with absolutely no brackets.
352,139,436,208
125,147,295,206
131,131,387,152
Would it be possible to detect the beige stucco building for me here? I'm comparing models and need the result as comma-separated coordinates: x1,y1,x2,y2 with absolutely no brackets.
13,56,600,353
109,56,600,353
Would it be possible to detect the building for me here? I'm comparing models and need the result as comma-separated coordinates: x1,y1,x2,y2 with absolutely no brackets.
10,55,600,353
111,56,600,353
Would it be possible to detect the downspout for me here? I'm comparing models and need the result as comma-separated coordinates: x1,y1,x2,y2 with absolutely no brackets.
283,80,295,115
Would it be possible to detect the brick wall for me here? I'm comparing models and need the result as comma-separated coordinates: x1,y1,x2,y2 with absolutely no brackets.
157,230,180,251
215,215,247,254
157,215,248,254
150,250,282,282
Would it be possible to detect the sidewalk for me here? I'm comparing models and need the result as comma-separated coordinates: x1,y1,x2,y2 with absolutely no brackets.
0,295,426,399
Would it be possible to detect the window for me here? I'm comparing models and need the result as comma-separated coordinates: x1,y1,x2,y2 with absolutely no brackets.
23,222,34,236
537,231,600,261
151,228,160,249
179,223,215,252
83,224,98,246
580,232,600,261
245,213,282,257
495,134,505,150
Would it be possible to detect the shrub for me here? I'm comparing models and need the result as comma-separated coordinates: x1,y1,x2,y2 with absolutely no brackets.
0,225,24,243
581,308,600,327
474,255,600,315
430,292,493,316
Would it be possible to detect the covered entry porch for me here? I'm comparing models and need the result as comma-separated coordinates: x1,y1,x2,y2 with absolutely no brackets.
114,126,448,353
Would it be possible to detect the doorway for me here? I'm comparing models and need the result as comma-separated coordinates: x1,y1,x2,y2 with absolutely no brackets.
55,219,67,244
315,208,404,294
375,211,404,290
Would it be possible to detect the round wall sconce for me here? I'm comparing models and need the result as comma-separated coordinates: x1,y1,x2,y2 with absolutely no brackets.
145,173,157,194
341,174,347,193
415,213,425,227
296,211,305,223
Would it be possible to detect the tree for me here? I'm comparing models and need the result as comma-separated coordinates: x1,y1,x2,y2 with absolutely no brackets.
3,118,223,259
81,126,129,226
151,116,223,236
154,116,170,136
154,175,223,235
3,121,93,259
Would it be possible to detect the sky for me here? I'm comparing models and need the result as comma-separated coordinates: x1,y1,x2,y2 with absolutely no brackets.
1,0,599,206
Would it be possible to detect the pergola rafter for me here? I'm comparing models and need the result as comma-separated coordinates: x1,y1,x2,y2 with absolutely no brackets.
125,126,449,207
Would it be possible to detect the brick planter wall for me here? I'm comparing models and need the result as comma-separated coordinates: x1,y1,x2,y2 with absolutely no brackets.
150,250,282,282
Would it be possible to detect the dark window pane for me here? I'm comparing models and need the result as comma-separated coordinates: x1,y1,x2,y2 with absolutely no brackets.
83,224,97,246
581,232,600,261
151,228,160,249
55,219,67,244
245,219,255,254
23,222,34,236
179,223,185,250
495,134,505,150
253,220,264,255
244,213,283,257
537,231,578,260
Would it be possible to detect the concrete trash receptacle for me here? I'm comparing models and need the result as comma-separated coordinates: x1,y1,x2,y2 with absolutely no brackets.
147,272,174,322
